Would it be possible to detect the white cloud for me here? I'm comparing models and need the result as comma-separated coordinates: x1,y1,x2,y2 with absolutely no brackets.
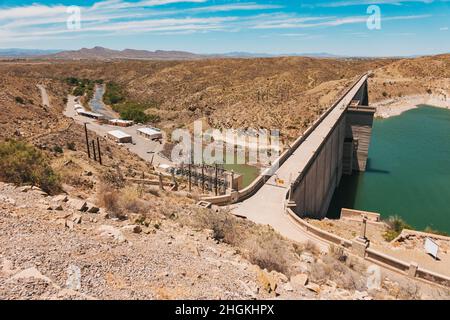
0,0,435,45
304,0,436,8
440,27,449,30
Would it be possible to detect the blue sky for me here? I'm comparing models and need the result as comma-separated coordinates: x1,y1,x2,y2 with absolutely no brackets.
0,0,449,56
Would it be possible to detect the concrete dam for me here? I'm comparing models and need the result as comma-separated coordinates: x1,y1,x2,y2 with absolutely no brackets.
287,74,375,218
227,74,375,235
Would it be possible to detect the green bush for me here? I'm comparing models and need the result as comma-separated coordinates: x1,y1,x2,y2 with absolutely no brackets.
383,215,412,241
119,109,149,123
112,101,160,124
104,82,125,105
67,77,97,100
0,140,61,194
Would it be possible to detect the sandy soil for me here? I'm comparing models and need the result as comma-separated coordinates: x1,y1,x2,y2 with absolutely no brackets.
373,94,450,118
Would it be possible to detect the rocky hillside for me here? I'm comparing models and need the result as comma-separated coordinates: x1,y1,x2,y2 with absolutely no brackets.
369,54,450,103
2,180,446,300
0,57,392,142
1,55,450,300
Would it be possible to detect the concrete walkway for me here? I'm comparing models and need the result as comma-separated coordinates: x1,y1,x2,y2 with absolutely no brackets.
233,75,368,249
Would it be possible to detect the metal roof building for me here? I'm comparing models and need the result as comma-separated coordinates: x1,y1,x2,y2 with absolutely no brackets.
107,130,133,143
137,127,163,140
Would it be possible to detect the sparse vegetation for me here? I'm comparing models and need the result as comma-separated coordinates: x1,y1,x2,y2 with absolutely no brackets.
0,140,60,194
97,182,151,219
383,215,412,241
103,81,126,105
66,77,102,100
52,145,63,154
15,96,25,104
66,141,76,151
112,101,160,124
424,227,449,237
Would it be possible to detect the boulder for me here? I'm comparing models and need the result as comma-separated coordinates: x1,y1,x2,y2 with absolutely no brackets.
97,225,126,243
52,195,68,203
18,186,32,193
72,214,82,224
65,220,74,229
300,252,315,264
9,267,52,283
257,270,277,294
67,198,87,212
121,225,142,234
290,273,308,289
86,203,100,214
305,282,321,294
283,282,294,292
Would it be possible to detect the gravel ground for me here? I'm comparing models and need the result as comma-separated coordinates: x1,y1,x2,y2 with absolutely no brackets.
0,182,309,300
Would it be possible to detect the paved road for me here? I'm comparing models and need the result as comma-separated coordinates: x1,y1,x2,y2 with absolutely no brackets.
64,95,171,167
233,75,368,249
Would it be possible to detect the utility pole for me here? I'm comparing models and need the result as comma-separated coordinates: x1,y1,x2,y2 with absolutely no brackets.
188,163,192,192
92,140,97,161
97,137,102,165
214,163,218,196
84,123,91,158
201,164,205,193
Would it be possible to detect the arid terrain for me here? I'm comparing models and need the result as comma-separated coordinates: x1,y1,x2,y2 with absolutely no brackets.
1,54,450,299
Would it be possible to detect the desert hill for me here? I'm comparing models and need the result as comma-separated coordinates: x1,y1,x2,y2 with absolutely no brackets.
1,54,450,299
41,46,205,61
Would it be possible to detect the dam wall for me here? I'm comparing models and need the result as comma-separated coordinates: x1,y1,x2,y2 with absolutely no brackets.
202,74,374,217
289,79,375,219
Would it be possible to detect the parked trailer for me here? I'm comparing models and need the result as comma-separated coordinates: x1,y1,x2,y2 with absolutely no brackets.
78,110,106,120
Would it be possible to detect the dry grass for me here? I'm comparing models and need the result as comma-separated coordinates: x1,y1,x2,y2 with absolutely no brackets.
174,207,299,276
97,183,152,219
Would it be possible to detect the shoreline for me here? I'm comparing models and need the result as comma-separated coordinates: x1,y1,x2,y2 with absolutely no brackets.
373,94,450,119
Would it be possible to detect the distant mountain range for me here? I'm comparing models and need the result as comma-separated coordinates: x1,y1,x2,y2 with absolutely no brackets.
0,48,61,57
0,46,344,60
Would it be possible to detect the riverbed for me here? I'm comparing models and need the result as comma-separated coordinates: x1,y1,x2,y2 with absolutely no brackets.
89,84,118,119
328,105,450,234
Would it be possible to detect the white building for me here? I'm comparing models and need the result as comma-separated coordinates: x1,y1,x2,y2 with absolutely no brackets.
109,119,134,127
137,127,163,141
108,130,133,143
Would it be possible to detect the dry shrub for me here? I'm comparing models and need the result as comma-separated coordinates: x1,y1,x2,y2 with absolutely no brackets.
97,187,123,218
175,207,296,276
119,185,149,213
56,159,94,190
101,167,125,189
148,188,160,197
97,183,151,218
245,233,290,275
309,255,365,291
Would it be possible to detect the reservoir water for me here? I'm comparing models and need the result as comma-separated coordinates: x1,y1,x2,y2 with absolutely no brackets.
328,105,450,234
